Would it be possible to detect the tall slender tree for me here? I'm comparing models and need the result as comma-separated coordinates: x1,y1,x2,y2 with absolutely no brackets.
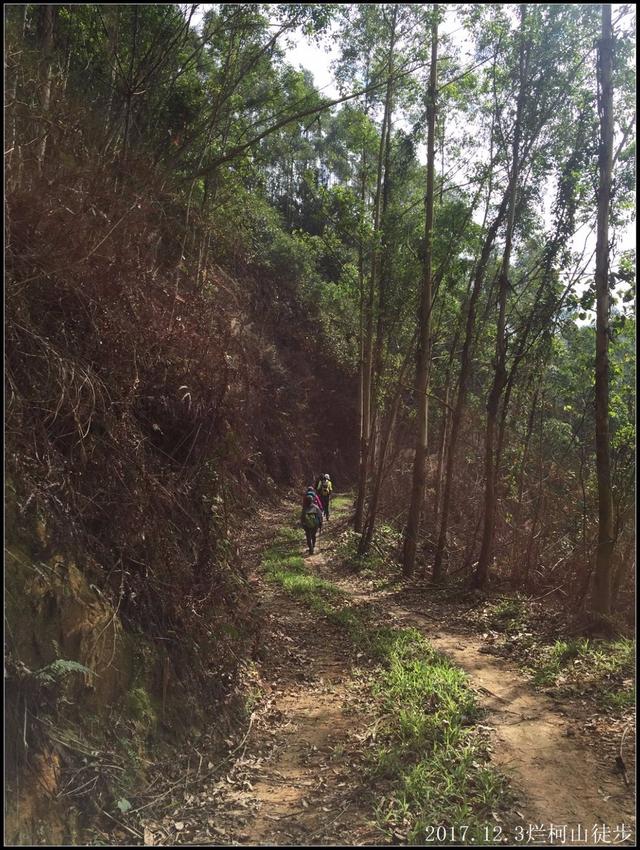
475,4,530,588
355,4,398,532
37,4,56,174
591,3,616,618
402,5,438,576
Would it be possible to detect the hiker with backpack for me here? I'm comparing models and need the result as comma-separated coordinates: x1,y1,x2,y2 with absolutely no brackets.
300,493,323,555
303,484,323,512
316,473,333,521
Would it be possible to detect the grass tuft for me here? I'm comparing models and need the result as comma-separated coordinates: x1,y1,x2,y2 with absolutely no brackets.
529,636,635,709
484,598,526,633
330,494,354,513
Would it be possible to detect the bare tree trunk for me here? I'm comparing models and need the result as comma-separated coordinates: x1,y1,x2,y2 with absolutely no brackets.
354,80,371,533
360,332,416,556
475,4,529,589
439,110,445,205
37,4,56,175
354,238,366,530
368,87,395,480
524,390,545,591
591,3,615,617
355,209,378,530
433,187,510,577
432,284,469,558
402,6,438,576
121,6,139,168
360,192,473,558
510,382,539,583
360,385,402,556
355,11,397,533
433,385,449,531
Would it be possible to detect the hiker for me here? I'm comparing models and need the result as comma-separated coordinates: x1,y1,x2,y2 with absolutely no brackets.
300,493,323,555
303,484,323,512
317,473,333,521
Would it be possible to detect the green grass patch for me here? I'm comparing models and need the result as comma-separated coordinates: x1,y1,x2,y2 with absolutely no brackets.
479,597,636,713
273,525,300,544
263,549,305,570
262,534,343,605
601,688,635,711
261,521,510,844
335,527,386,574
529,637,635,709
361,628,507,843
483,597,526,633
275,570,340,598
331,493,354,513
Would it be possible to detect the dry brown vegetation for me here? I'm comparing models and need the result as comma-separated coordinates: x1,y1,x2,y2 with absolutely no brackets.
6,146,356,653
5,127,357,842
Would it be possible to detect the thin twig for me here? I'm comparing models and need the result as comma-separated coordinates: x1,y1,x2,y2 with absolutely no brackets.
527,583,569,602
309,804,351,839
99,807,143,839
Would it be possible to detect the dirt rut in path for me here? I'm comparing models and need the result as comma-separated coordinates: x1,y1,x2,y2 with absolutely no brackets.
313,551,635,845
425,624,633,841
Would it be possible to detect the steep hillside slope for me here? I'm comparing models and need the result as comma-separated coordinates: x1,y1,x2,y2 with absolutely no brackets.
5,156,358,842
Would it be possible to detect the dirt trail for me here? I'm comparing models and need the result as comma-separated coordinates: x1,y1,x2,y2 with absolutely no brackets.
312,524,636,846
155,501,634,846
401,620,632,839
169,508,380,846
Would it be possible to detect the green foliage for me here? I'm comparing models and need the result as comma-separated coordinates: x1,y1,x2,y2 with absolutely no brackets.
335,519,401,579
116,798,131,814
33,659,93,688
484,599,526,633
336,528,385,574
125,687,157,728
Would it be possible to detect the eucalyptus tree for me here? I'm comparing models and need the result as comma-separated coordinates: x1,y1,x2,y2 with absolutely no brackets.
402,4,439,576
473,4,531,587
332,4,429,531
358,131,426,556
591,3,616,617
424,4,604,587
459,3,637,596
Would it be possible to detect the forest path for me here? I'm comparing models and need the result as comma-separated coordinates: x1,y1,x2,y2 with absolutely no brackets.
312,512,636,846
153,497,634,846
167,501,382,846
